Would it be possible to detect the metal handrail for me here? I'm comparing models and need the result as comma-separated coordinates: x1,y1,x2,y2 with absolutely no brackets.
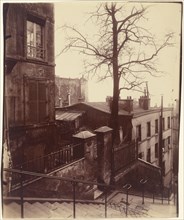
3,168,111,218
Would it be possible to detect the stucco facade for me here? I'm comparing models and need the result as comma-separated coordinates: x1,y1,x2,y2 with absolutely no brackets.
132,108,173,187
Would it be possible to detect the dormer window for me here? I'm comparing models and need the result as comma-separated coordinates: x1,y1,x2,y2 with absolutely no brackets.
26,20,45,59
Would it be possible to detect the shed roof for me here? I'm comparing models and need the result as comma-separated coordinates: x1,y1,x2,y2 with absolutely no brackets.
56,111,83,121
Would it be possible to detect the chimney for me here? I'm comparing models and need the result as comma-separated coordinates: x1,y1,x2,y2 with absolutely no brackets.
119,96,133,113
139,95,150,110
106,96,113,111
139,82,150,110
68,93,71,106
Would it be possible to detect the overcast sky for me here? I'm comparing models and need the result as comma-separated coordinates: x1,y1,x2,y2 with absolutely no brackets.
54,1,181,107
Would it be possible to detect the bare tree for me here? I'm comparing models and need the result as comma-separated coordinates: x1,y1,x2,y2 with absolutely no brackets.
59,3,173,144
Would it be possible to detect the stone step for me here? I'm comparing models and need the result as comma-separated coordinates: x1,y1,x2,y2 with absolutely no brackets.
2,200,123,218
3,202,21,218
44,202,72,218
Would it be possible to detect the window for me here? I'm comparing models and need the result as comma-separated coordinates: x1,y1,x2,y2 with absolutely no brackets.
168,136,171,145
155,143,158,158
162,118,165,130
27,20,44,59
155,119,158,134
136,125,141,142
138,152,144,159
147,122,151,137
162,161,165,176
168,117,171,129
27,79,48,123
147,148,151,162
162,139,165,151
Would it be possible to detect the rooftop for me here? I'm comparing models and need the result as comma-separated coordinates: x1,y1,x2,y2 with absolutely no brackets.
56,102,172,118
55,110,84,121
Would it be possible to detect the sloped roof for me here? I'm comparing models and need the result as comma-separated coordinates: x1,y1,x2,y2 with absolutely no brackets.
56,111,84,121
95,126,113,133
73,131,96,139
132,106,172,118
82,102,131,116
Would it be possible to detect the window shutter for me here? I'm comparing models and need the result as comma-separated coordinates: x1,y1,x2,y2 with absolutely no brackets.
29,81,38,123
38,82,47,122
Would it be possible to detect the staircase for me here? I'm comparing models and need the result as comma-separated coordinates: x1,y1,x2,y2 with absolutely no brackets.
3,193,176,219
2,200,124,218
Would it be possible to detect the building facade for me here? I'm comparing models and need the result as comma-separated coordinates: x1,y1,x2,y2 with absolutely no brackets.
131,98,173,188
4,3,55,168
55,76,88,107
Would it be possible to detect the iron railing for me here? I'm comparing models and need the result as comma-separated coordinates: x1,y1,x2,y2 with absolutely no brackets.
12,143,84,186
27,45,45,59
3,168,109,219
3,168,174,218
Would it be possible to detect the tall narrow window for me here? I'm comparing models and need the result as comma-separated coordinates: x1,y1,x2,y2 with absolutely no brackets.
162,161,165,176
28,79,48,123
136,125,141,142
155,119,158,134
162,118,165,130
147,122,151,137
27,20,44,59
155,143,158,158
168,136,171,145
147,148,151,162
168,116,171,129
162,139,165,151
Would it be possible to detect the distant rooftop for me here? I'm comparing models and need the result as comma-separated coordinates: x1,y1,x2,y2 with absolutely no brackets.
132,106,172,118
84,102,132,116
56,101,172,118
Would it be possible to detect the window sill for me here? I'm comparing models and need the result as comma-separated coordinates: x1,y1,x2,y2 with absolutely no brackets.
26,56,47,64
9,121,55,130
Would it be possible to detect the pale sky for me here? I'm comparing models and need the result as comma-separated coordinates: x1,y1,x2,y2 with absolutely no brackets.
54,1,181,107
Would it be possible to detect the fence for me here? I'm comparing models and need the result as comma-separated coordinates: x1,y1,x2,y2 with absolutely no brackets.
3,168,109,218
114,141,136,172
12,143,84,186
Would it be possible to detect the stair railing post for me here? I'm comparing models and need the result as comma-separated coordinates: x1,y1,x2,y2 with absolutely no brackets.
168,187,170,204
123,183,132,217
140,179,148,205
72,178,76,218
104,186,107,218
152,187,155,204
161,186,164,204
20,166,24,218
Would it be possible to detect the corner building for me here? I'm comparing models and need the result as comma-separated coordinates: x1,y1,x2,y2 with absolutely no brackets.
4,3,56,168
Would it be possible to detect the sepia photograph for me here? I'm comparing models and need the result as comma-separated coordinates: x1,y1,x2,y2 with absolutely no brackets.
0,0,183,219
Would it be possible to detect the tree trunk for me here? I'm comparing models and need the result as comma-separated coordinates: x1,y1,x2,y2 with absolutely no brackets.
109,9,120,185
109,9,120,145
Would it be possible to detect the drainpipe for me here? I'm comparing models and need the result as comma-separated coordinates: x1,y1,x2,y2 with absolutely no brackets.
159,95,163,189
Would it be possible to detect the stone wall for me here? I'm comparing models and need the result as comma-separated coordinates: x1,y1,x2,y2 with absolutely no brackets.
15,159,96,199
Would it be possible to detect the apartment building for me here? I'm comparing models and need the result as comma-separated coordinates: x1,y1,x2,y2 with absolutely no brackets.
131,96,173,188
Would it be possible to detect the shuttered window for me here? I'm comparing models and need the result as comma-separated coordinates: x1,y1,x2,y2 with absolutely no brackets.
28,80,47,123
